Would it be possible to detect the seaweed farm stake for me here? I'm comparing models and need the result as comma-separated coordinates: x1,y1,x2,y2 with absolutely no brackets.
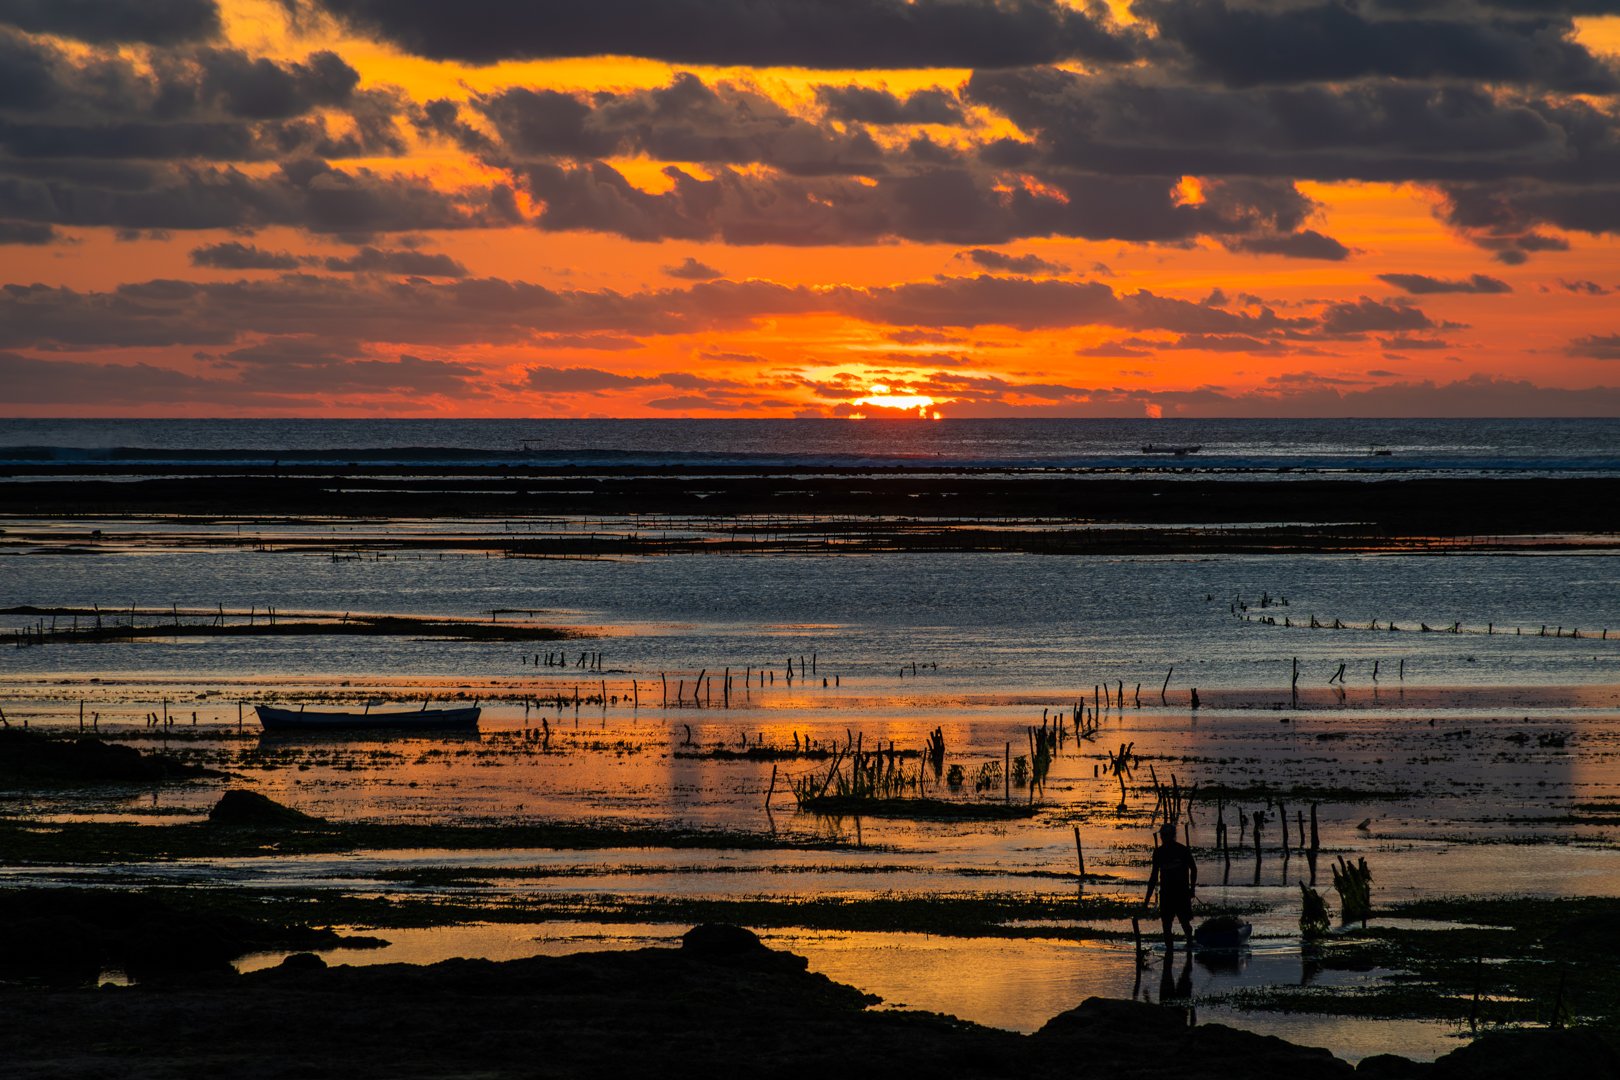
1252,810,1264,885
1161,666,1173,704
1073,825,1086,890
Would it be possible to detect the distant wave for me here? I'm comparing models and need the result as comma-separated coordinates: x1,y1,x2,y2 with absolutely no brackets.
1,417,1617,477
2,443,1618,477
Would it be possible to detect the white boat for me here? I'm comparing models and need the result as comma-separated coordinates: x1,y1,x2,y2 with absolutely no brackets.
255,703,480,733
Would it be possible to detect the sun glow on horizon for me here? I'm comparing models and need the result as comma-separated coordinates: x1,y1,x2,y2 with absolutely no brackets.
851,384,942,415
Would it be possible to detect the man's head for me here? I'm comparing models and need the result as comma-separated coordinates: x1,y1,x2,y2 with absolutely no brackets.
1160,822,1177,842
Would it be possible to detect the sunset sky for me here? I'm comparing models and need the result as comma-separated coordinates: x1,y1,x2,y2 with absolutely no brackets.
2,0,1618,418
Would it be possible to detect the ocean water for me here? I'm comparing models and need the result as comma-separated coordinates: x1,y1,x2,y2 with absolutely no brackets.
1,416,1618,475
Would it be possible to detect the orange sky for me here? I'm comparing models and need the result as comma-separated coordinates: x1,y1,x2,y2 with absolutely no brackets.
2,1,1618,417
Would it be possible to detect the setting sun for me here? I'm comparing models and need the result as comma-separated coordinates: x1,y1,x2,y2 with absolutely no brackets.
852,385,941,414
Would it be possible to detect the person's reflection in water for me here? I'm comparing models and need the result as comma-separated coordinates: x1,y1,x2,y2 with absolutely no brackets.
1156,948,1196,1025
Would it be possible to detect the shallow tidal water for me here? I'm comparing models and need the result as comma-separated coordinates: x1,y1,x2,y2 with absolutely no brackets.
3,530,1618,1060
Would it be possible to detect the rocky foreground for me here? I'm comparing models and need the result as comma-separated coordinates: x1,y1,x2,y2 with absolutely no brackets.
3,924,1615,1080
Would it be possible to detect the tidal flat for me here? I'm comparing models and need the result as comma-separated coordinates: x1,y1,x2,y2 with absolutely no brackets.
3,478,1619,1072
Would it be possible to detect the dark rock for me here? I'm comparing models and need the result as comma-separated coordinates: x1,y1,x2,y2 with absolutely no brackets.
681,923,769,957
1357,1053,1432,1077
280,952,328,972
1036,996,1189,1040
1430,1028,1620,1080
208,789,322,827
1036,998,1355,1079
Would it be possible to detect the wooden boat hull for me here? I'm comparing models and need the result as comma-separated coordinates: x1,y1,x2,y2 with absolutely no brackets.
255,704,480,732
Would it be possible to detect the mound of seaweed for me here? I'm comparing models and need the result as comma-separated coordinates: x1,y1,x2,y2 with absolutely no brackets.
0,729,218,785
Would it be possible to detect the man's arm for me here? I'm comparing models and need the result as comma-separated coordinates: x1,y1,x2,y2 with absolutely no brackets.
1143,855,1160,906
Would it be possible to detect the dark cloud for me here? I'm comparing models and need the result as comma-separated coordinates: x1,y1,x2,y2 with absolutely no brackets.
521,366,657,392
308,0,1138,68
1377,272,1513,294
1377,335,1453,350
0,0,221,46
1076,341,1153,358
191,48,360,121
212,338,361,366
843,275,1315,334
645,393,744,411
477,76,885,177
0,350,229,404
815,85,963,125
1438,182,1616,260
228,352,481,395
966,67,1616,187
1137,0,1618,92
0,271,1454,362
664,257,723,281
322,246,469,277
0,347,478,405
1567,334,1620,360
0,218,54,243
534,333,644,351
887,329,965,345
1227,230,1351,260
518,158,1321,246
1171,333,1291,353
1320,297,1437,335
0,34,401,165
958,248,1069,274
0,35,365,126
0,158,519,234
1557,279,1612,295
190,241,307,270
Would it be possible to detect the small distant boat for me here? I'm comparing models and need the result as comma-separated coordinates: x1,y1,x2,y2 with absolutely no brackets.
1192,915,1252,950
255,703,480,733
1141,443,1202,456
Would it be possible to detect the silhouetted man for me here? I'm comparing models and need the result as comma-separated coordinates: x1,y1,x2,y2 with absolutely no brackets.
1144,821,1197,948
